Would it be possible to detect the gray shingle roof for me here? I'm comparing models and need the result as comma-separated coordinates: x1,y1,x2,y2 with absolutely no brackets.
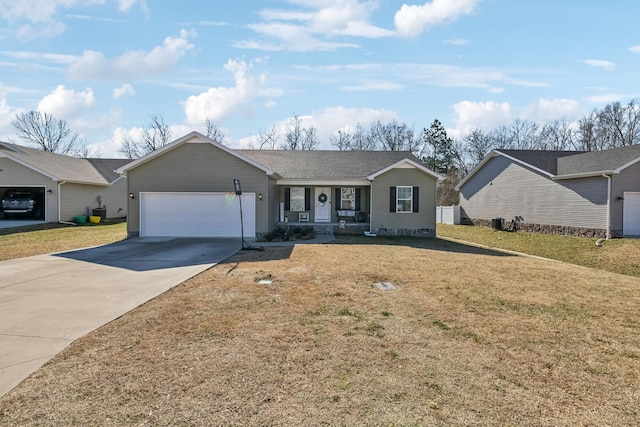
556,144,640,175
0,142,124,184
499,150,582,175
238,150,419,179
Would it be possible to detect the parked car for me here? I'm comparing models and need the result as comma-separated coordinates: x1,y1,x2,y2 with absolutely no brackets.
1,192,41,218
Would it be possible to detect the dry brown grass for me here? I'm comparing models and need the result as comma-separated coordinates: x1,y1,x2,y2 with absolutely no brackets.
0,221,126,261
1,236,639,426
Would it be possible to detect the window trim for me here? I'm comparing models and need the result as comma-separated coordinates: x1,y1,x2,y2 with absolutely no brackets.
396,185,413,213
289,187,306,212
340,187,356,210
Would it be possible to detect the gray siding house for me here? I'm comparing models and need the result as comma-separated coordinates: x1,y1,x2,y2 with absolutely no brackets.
116,131,443,239
0,142,128,223
457,146,640,238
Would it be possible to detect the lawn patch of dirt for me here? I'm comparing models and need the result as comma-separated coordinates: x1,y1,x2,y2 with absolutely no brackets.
1,236,639,426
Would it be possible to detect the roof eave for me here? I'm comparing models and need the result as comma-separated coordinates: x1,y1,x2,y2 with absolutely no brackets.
367,158,444,181
552,170,616,180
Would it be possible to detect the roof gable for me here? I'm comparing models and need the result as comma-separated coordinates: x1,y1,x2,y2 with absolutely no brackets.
116,131,276,176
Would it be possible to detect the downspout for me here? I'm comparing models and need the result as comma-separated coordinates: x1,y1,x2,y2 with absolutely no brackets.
57,181,76,226
364,178,376,237
603,173,611,239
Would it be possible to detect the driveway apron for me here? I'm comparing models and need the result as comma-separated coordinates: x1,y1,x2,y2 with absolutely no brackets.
0,237,240,397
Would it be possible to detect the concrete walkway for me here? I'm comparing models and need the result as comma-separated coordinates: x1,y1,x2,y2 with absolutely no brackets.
0,237,241,397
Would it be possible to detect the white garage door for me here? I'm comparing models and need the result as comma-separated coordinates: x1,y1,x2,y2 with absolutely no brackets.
623,192,640,236
140,192,255,238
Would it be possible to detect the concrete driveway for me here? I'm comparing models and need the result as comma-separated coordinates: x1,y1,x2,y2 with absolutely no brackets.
0,237,241,397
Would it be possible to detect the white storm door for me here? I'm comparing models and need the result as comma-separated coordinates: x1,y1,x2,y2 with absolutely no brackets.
623,192,640,236
315,187,331,222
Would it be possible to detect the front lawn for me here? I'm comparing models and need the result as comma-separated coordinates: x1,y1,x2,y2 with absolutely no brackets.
1,236,638,426
437,223,640,278
0,222,127,261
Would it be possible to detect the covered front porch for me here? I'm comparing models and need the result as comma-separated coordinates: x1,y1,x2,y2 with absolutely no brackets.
278,184,370,225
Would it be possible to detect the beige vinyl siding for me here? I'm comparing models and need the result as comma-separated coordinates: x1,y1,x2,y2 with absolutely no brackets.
460,156,608,229
127,142,271,235
370,168,437,232
611,160,640,233
0,158,57,222
59,180,127,222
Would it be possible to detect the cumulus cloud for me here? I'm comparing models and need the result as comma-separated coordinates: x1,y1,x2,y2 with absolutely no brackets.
236,0,393,52
68,29,194,80
394,0,480,38
584,59,616,70
449,98,583,139
450,100,512,137
182,59,267,125
237,106,398,149
37,85,95,119
113,83,135,98
628,46,640,54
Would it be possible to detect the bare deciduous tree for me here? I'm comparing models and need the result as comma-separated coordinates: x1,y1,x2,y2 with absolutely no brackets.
205,118,225,143
257,124,280,149
120,115,173,159
10,111,83,156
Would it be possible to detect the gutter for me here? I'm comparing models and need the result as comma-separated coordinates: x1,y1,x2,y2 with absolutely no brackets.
603,173,611,239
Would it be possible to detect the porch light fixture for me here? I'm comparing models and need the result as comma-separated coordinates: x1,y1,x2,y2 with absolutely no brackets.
258,193,263,200
129,192,135,200
47,189,53,194
617,196,624,201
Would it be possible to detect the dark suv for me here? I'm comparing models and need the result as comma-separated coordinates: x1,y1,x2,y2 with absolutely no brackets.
1,192,41,218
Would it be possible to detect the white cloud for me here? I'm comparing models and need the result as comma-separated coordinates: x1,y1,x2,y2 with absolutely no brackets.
0,98,21,131
236,106,398,149
68,29,194,80
182,59,267,125
37,85,95,119
394,0,480,38
0,0,148,40
584,59,616,70
443,38,470,46
585,93,626,104
450,98,583,139
237,0,393,52
113,83,135,98
0,50,78,64
450,100,512,137
628,46,640,54
340,80,405,92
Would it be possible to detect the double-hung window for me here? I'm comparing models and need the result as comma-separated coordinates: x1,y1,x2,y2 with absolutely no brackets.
341,188,355,210
289,187,305,212
396,186,413,213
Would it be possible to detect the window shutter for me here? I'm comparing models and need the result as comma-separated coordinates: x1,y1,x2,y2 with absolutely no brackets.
284,187,290,211
389,186,396,212
355,188,361,211
413,186,419,213
335,188,340,210
305,188,311,211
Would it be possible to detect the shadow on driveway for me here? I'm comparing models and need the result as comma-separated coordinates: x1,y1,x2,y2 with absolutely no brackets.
54,237,243,272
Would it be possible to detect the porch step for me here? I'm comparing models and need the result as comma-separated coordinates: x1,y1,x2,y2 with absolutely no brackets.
313,225,334,234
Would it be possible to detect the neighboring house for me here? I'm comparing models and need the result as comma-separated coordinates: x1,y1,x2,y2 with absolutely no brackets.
456,145,640,238
115,131,443,239
0,142,129,223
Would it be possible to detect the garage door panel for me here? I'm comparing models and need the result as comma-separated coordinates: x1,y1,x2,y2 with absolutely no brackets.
141,193,255,238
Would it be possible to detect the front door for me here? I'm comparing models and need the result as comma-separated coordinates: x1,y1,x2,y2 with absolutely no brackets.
315,187,331,222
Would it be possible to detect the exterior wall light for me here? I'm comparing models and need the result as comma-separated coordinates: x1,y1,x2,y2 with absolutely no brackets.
258,193,263,200
129,192,135,199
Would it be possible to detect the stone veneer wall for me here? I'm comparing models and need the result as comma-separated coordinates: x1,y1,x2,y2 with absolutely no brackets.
374,227,436,238
469,218,611,238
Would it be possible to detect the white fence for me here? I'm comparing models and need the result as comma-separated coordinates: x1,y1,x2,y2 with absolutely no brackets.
436,205,461,224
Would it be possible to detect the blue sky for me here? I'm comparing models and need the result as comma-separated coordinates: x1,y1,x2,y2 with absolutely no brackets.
1,0,639,157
